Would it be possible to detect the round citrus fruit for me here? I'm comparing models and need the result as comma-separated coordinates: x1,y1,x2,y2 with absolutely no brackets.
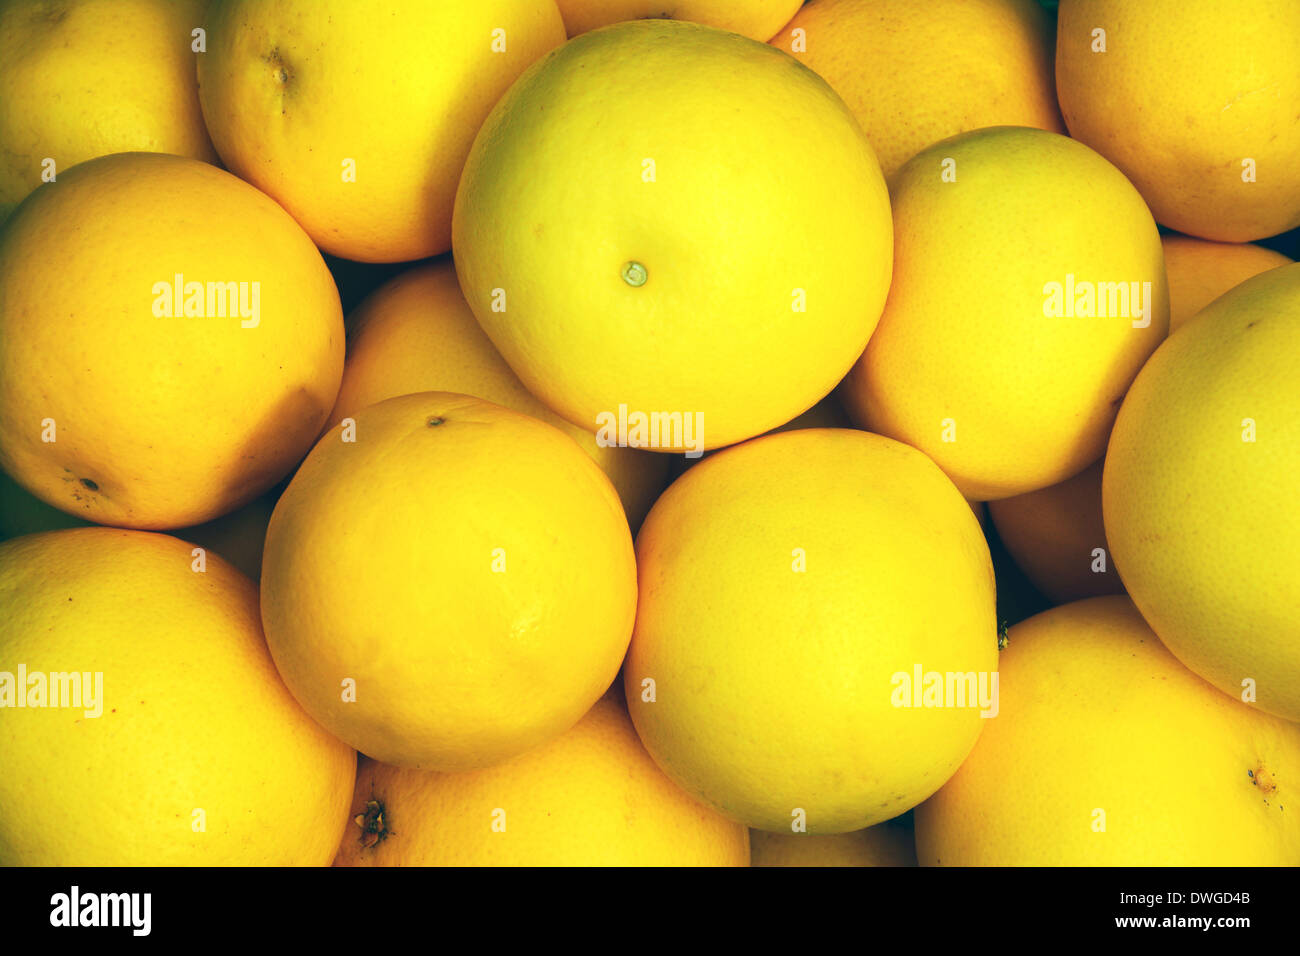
1162,234,1292,332
0,0,217,224
841,126,1168,500
198,0,565,262
916,597,1300,865
1056,0,1300,241
0,527,356,865
987,461,1124,603
1104,263,1300,721
261,391,637,771
453,19,893,452
555,0,802,41
625,428,997,832
0,152,343,530
772,0,1063,180
334,692,749,866
328,260,668,529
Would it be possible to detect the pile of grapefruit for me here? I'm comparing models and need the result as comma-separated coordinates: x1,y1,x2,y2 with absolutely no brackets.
0,0,1296,866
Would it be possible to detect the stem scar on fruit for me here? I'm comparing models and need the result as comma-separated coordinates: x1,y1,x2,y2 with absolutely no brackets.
427,417,444,427
621,261,648,287
354,799,390,849
1250,766,1278,797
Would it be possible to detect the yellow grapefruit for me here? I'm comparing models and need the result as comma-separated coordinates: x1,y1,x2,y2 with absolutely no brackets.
0,152,343,529
1104,264,1300,721
334,692,748,866
454,19,892,451
916,597,1300,865
198,0,566,261
0,528,356,865
0,0,216,223
626,428,997,832
262,392,637,770
1056,0,1300,241
841,127,1168,500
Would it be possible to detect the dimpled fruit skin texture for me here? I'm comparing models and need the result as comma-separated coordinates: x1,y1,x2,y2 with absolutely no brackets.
453,19,892,452
626,428,997,833
1103,265,1300,722
1056,0,1300,242
916,597,1300,865
327,261,667,530
842,126,1168,501
0,152,343,530
0,0,217,224
261,392,637,772
774,0,1063,181
0,528,356,865
197,0,566,262
334,693,749,866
